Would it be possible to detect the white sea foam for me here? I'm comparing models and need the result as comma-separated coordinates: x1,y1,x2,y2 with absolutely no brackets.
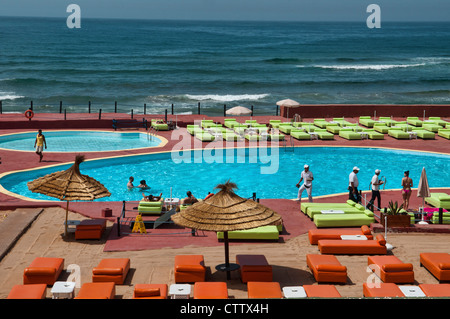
184,93,269,102
0,93,25,100
310,63,426,70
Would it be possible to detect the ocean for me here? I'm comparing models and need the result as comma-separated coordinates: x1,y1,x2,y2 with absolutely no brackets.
0,17,449,116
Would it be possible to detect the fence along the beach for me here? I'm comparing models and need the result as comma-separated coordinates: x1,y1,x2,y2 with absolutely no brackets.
0,100,261,117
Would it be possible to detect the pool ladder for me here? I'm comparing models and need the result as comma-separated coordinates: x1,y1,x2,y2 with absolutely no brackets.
283,135,295,152
147,126,157,141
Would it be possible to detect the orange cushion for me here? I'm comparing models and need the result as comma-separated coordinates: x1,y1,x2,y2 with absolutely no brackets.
247,282,282,299
194,282,228,299
303,285,341,298
95,258,129,273
135,288,160,297
316,264,347,273
382,263,413,272
75,282,115,299
133,284,167,299
419,284,450,297
24,267,56,276
361,225,371,235
376,234,386,246
363,283,404,297
7,284,47,299
176,265,206,272
439,263,450,270
93,267,124,275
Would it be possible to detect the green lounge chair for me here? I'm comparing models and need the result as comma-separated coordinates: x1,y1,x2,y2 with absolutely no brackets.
261,133,285,141
339,128,362,140
301,200,357,215
278,124,296,134
222,130,242,141
425,193,450,209
187,125,203,135
406,117,423,127
351,126,365,132
373,123,390,134
314,129,334,140
269,119,282,128
291,122,304,128
412,128,435,139
431,211,450,224
313,119,330,129
306,203,366,219
362,129,385,140
151,119,169,131
195,131,215,141
291,129,311,140
302,123,316,133
217,225,280,241
201,120,215,128
333,118,354,127
313,210,375,228
326,124,342,134
438,129,450,139
427,117,449,127
388,128,410,139
245,134,260,141
378,117,396,127
359,116,376,128
138,200,164,215
422,123,442,133
224,119,239,128
209,126,227,134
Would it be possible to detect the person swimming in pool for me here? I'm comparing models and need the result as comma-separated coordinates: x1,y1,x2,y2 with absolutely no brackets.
401,171,413,210
127,176,135,189
137,180,149,189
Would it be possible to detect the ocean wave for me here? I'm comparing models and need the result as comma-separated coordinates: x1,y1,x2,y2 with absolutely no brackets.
304,63,427,70
0,93,25,100
184,94,270,102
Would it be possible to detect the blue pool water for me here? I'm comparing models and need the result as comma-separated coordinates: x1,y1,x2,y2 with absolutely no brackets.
0,131,162,152
1,147,449,202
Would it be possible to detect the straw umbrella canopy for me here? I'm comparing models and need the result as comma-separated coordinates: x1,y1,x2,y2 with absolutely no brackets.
417,167,431,222
27,155,111,235
171,180,282,279
225,106,252,116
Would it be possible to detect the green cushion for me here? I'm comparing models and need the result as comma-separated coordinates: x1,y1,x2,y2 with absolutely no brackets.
291,130,311,140
339,129,362,140
139,201,163,207
216,225,280,240
313,213,375,228
195,132,215,141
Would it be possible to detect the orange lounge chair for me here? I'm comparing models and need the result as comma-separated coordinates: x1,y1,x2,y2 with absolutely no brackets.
194,282,228,299
420,252,450,282
308,225,373,245
7,284,47,299
75,282,116,299
419,284,450,297
303,285,341,298
174,255,206,283
247,282,282,299
236,254,273,283
318,234,387,255
368,256,415,283
23,257,64,285
75,219,106,240
133,284,168,299
92,258,130,284
306,254,347,284
363,282,405,297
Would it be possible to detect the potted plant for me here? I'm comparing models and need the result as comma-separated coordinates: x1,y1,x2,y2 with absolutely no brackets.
380,201,411,227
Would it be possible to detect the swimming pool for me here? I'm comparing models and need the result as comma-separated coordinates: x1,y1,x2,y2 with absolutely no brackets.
0,131,163,152
1,147,449,202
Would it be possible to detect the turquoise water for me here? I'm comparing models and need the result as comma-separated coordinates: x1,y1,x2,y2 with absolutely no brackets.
1,147,449,202
0,131,162,152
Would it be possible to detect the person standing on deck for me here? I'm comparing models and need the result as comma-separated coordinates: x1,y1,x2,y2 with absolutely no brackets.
349,166,361,203
34,129,47,162
369,169,384,210
296,164,314,203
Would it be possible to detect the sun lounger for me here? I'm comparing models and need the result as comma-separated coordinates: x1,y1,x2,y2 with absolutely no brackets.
306,254,347,284
278,123,296,134
133,284,168,299
194,282,228,299
75,282,115,299
308,225,373,244
244,134,260,141
236,254,272,283
339,128,362,140
420,252,450,282
291,129,312,140
438,128,450,139
425,192,450,209
314,128,335,140
7,284,47,299
217,225,280,241
362,128,385,140
247,282,282,299
174,255,206,283
92,258,130,284
195,131,215,142
222,130,242,141
373,123,390,133
306,203,366,219
187,125,202,135
200,120,214,128
363,282,405,297
378,117,396,127
303,285,341,298
368,256,415,283
332,118,353,127
301,123,316,133
418,284,450,297
261,133,285,141
75,219,106,240
406,116,423,127
422,122,442,133
269,119,282,128
224,119,240,128
359,116,377,128
427,117,449,127
314,118,330,128
23,257,64,285
138,200,164,215
300,199,357,216
151,119,169,131
318,234,388,255
388,127,411,139
313,210,375,228
326,123,342,134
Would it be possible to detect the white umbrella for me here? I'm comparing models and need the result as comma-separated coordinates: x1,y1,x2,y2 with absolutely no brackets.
226,106,252,116
276,99,300,118
417,167,431,224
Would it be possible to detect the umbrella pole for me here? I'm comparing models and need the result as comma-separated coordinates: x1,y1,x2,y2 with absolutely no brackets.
65,200,69,236
224,231,230,280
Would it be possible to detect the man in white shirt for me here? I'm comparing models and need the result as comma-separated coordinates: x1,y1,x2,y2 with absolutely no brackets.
348,166,360,203
369,169,384,210
296,164,314,203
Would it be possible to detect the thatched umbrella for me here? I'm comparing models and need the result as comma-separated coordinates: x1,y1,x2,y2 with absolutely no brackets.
171,180,282,279
27,155,111,235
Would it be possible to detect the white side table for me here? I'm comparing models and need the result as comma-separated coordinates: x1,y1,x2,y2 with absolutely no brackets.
165,198,180,210
51,281,76,299
399,286,426,297
340,235,368,240
65,220,80,233
283,286,307,299
169,284,191,299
